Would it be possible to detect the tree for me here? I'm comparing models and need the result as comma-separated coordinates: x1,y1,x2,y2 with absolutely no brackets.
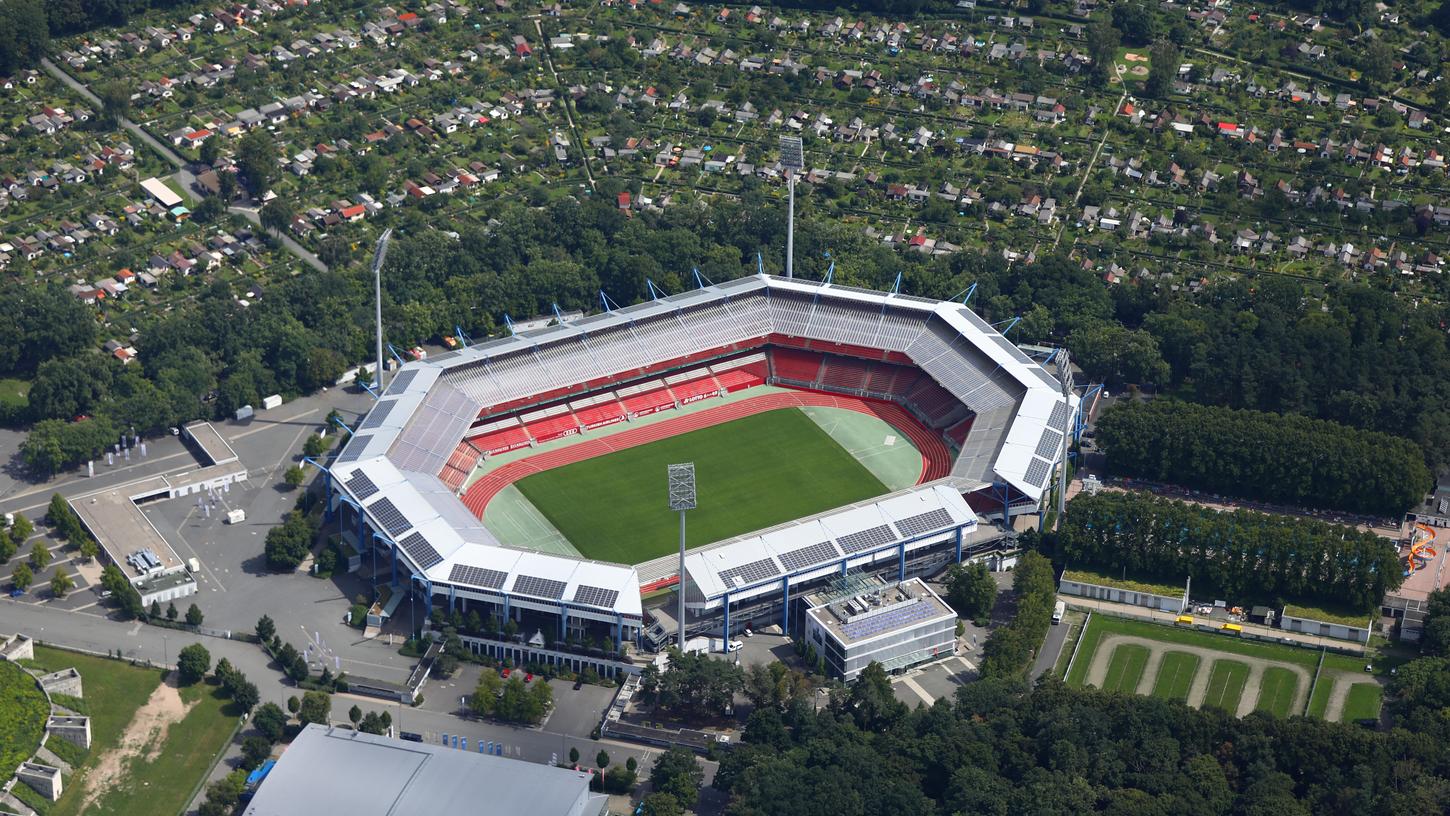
232,680,259,714
11,513,33,542
283,465,306,488
256,614,276,642
28,541,50,570
644,649,743,719
101,564,145,620
979,552,1058,678
177,643,212,685
1359,39,1394,86
95,80,131,125
648,748,703,810
264,511,316,570
596,750,610,769
11,562,32,591
253,702,287,742
297,690,331,725
839,662,908,730
349,704,362,725
49,571,73,598
1111,2,1159,44
1086,18,1122,85
568,746,580,765
286,696,300,716
259,197,295,234
638,793,683,816
236,129,278,195
945,561,998,620
78,537,98,562
186,603,205,627
240,735,272,771
166,601,178,621
1144,39,1180,98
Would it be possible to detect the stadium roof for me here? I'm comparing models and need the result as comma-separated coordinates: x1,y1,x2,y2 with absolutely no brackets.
242,725,605,816
684,484,977,603
336,274,1073,608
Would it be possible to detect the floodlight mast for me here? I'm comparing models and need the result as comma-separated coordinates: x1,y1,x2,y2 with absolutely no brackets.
668,463,697,648
1055,350,1072,528
779,136,804,279
372,228,394,393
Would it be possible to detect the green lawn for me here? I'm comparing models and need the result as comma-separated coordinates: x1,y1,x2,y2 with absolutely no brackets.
0,660,47,783
1254,667,1300,717
1066,616,1327,688
1307,673,1335,718
1151,651,1201,702
23,646,237,816
1101,643,1149,692
514,409,888,564
1340,682,1384,724
1202,660,1250,712
0,377,30,409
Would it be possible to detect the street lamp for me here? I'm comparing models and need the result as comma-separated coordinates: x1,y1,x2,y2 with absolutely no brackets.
667,463,696,648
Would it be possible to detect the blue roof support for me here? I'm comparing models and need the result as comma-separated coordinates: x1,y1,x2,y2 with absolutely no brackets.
891,271,903,295
823,260,835,285
454,325,471,347
599,290,623,312
385,343,407,366
359,379,380,400
503,313,516,334
962,282,978,305
329,415,355,436
693,267,712,289
757,253,765,276
993,316,1021,336
646,278,668,300
551,303,566,323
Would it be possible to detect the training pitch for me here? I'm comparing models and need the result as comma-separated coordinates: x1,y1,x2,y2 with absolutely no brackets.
513,409,890,564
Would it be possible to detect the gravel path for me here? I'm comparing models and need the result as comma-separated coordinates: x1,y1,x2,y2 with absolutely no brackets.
1084,634,1310,715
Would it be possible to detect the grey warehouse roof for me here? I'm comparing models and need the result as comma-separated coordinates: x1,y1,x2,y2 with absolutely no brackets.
242,725,606,816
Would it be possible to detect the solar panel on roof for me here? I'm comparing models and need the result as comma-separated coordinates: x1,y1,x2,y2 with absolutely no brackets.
359,398,401,430
345,470,379,500
777,541,840,573
512,574,567,599
717,558,780,589
398,531,443,570
1024,457,1053,487
449,564,508,590
840,599,941,640
572,584,620,609
385,369,420,396
368,497,412,537
837,525,895,554
1035,428,1063,460
894,508,954,538
1048,401,1070,432
335,433,375,463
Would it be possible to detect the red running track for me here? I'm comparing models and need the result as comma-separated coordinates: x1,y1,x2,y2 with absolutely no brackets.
460,389,952,518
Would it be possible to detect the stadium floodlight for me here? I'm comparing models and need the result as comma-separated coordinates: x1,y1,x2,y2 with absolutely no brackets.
371,228,394,394
668,463,697,647
780,136,804,279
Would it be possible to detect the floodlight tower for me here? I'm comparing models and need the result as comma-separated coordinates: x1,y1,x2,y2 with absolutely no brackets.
779,136,804,279
1055,350,1073,528
668,463,697,647
371,228,394,393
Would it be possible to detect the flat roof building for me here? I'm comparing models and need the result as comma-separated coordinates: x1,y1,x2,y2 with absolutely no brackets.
804,577,957,681
242,724,607,816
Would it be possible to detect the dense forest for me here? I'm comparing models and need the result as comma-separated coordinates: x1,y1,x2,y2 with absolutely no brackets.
1094,400,1431,517
1056,491,1401,611
0,0,210,73
714,667,1450,816
10,189,1450,478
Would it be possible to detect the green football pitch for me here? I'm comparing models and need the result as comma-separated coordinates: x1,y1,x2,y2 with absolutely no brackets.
512,409,889,564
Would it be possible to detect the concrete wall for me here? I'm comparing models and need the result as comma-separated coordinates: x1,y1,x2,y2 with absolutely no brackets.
17,762,63,801
1060,579,1186,613
37,668,83,698
0,633,35,662
1280,613,1371,644
47,716,92,749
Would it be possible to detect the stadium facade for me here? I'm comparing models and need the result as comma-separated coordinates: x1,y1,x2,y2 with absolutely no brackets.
326,274,1077,667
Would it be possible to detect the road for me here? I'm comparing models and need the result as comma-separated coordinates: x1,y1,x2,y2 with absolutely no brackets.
40,57,327,274
1031,616,1070,680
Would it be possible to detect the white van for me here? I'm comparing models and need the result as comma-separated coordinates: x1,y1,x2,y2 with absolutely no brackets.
1052,600,1066,624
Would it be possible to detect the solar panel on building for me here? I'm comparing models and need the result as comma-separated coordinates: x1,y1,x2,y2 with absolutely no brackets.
359,399,402,430
368,497,413,537
1034,428,1063,460
1048,400,1070,432
345,470,380,501
718,558,780,589
837,525,895,554
1024,457,1052,487
335,433,375,463
840,599,940,640
512,574,567,599
449,564,508,590
894,508,954,537
399,531,443,570
777,541,840,573
571,584,620,609
385,369,420,396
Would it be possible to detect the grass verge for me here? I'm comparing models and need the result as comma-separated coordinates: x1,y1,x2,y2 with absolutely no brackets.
1202,660,1249,712
1340,682,1383,723
1101,643,1149,692
1254,666,1299,717
1150,651,1200,702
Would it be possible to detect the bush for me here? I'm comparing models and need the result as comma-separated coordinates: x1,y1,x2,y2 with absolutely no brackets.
979,552,1056,679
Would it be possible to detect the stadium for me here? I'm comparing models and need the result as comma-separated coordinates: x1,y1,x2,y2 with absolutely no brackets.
326,274,1078,671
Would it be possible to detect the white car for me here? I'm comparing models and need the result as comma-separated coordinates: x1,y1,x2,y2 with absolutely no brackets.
726,640,744,653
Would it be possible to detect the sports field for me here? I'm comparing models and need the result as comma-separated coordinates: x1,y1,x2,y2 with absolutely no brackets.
513,409,889,564
1065,615,1382,722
